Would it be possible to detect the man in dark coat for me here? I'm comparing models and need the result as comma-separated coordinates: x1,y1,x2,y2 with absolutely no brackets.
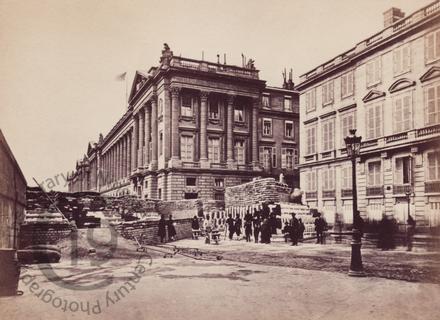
315,215,326,244
298,218,305,241
253,213,261,243
260,218,271,244
191,215,200,240
407,214,416,251
235,215,243,240
158,214,167,243
244,219,252,242
167,215,177,241
226,214,235,240
290,213,299,245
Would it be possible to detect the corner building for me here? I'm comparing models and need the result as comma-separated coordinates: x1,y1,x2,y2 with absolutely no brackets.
296,2,440,228
67,46,299,200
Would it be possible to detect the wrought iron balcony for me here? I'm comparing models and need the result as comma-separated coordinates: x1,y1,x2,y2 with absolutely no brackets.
425,181,440,193
393,184,412,194
366,186,384,196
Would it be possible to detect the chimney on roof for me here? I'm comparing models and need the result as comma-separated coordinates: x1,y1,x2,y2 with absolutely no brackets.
383,7,405,28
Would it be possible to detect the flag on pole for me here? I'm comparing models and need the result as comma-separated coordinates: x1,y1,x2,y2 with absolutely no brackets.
115,72,127,81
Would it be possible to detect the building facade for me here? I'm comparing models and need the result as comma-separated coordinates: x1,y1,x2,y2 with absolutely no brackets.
296,1,440,228
68,45,299,200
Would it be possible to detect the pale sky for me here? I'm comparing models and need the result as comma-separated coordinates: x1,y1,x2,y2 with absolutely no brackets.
0,0,432,190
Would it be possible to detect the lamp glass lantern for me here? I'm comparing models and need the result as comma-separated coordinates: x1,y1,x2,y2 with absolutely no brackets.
344,129,362,157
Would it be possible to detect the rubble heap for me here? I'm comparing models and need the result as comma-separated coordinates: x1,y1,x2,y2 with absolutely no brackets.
225,178,291,208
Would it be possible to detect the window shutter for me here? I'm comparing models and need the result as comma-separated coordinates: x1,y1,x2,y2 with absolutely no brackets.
427,86,436,124
329,121,334,149
436,30,440,59
348,72,353,95
281,148,286,169
395,158,403,184
375,58,381,83
436,85,440,124
393,50,399,75
426,33,435,62
259,146,264,166
305,92,310,111
375,104,382,138
329,81,334,102
403,45,410,72
366,62,372,86
312,89,316,109
394,98,402,133
403,95,411,131
272,147,277,168
322,84,327,104
341,75,347,97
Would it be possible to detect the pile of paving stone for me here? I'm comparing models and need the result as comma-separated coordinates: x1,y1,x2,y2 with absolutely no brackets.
225,178,291,208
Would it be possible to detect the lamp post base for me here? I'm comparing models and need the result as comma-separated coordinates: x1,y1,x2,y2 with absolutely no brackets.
348,237,366,277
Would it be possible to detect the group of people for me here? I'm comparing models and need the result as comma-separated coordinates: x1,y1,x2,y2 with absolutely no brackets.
158,214,177,243
377,213,416,251
282,213,306,245
224,203,283,244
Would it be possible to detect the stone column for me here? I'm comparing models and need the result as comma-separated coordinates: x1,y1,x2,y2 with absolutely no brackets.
144,105,151,167
118,139,122,180
138,110,145,168
151,96,158,170
252,98,261,170
127,132,132,175
120,139,123,180
200,91,209,168
132,115,139,172
226,94,235,167
116,142,119,181
169,86,181,167
112,146,116,182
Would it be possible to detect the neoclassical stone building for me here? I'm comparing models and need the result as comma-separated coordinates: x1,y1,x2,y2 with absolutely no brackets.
68,46,299,200
296,2,440,228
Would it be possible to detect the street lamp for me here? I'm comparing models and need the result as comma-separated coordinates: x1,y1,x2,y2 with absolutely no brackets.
344,129,365,277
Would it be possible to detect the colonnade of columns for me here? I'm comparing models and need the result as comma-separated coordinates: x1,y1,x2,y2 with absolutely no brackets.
96,88,261,191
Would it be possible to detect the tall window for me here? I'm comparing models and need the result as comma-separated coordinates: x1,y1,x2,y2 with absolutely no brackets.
234,106,244,122
234,140,245,164
306,124,317,155
260,146,276,169
305,88,317,112
341,166,352,190
284,97,292,111
393,44,411,75
425,82,440,125
395,157,412,185
209,100,220,120
159,131,163,155
262,118,272,136
282,148,297,169
341,70,354,98
262,95,270,108
321,118,335,151
306,170,317,192
285,121,294,138
366,103,382,139
322,81,334,105
366,56,382,87
208,138,220,163
340,111,356,147
322,167,335,190
425,29,440,63
393,93,412,133
427,151,440,181
367,161,382,186
180,136,193,161
181,94,193,117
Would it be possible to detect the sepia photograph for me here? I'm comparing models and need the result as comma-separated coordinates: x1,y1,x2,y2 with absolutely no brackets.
0,0,440,319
